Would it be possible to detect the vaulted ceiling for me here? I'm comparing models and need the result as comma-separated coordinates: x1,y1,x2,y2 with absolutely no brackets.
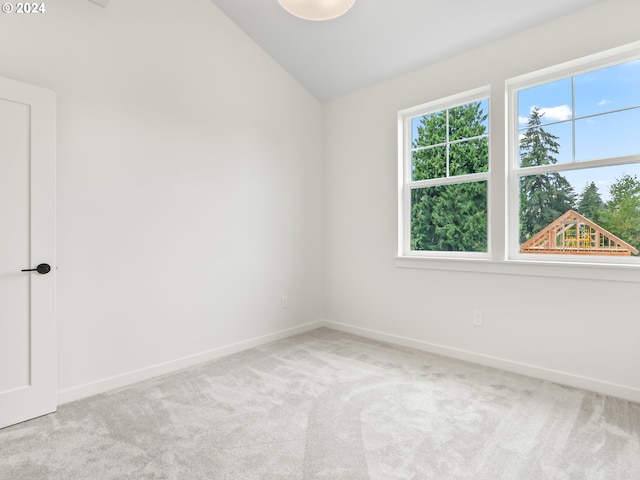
209,0,602,101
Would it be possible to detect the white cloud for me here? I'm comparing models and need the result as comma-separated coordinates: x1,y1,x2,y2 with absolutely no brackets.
538,104,572,122
519,104,571,124
598,98,611,106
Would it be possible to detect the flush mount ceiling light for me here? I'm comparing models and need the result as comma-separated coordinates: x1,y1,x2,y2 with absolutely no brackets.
278,0,357,21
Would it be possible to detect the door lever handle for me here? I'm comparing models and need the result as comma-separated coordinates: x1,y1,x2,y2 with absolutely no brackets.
21,263,51,274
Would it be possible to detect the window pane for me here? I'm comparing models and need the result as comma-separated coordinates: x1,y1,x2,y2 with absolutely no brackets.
519,121,572,166
519,164,640,256
575,108,640,161
450,138,488,175
574,60,640,118
411,182,487,252
412,111,446,147
412,146,447,180
518,78,572,126
448,100,489,141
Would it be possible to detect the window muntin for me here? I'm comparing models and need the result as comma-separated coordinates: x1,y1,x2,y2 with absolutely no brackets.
513,56,640,261
401,92,490,256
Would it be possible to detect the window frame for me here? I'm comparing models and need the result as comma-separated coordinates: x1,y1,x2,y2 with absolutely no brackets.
395,41,640,282
507,49,640,265
398,86,492,259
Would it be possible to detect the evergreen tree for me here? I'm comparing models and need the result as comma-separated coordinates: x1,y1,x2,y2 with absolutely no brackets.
577,181,605,222
411,182,487,251
411,102,488,251
519,107,575,243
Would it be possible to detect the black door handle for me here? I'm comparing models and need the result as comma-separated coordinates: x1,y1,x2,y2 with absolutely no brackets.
21,263,51,274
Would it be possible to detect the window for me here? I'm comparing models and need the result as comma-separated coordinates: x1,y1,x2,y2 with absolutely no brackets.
397,42,640,278
510,55,640,263
399,88,490,257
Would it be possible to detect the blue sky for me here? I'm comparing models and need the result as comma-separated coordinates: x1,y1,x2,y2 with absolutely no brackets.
409,58,640,201
518,58,640,201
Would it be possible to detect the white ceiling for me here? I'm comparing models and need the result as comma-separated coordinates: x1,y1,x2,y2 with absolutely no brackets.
208,0,602,101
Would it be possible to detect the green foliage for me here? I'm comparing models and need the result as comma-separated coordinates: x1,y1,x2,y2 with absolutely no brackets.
410,102,488,252
411,182,487,252
577,182,605,223
519,108,560,168
519,108,575,243
599,174,640,254
412,103,488,180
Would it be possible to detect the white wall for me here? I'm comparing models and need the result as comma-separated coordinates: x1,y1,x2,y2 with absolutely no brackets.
323,0,640,402
0,0,323,400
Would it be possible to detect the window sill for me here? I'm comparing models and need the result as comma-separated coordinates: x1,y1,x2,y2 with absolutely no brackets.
394,256,640,283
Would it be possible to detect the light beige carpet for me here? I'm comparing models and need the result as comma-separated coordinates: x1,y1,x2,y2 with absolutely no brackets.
1,327,639,479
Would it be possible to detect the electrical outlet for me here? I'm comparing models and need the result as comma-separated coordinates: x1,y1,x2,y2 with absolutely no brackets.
281,295,289,309
473,310,483,327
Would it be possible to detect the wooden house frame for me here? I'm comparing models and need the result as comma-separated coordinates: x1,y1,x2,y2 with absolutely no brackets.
520,210,639,256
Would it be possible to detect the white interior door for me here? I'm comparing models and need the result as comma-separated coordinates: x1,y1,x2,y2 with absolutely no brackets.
0,76,56,429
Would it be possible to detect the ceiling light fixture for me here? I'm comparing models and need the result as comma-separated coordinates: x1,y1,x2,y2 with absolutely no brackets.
278,0,356,21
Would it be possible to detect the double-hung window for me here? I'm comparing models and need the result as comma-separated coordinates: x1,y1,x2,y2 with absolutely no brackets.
509,54,640,263
399,88,490,257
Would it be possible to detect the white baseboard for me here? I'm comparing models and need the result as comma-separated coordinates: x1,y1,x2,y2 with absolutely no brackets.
323,320,640,404
57,320,324,405
58,319,640,405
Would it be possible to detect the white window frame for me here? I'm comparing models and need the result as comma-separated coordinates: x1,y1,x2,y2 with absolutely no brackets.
398,86,491,259
507,47,640,266
396,41,640,282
